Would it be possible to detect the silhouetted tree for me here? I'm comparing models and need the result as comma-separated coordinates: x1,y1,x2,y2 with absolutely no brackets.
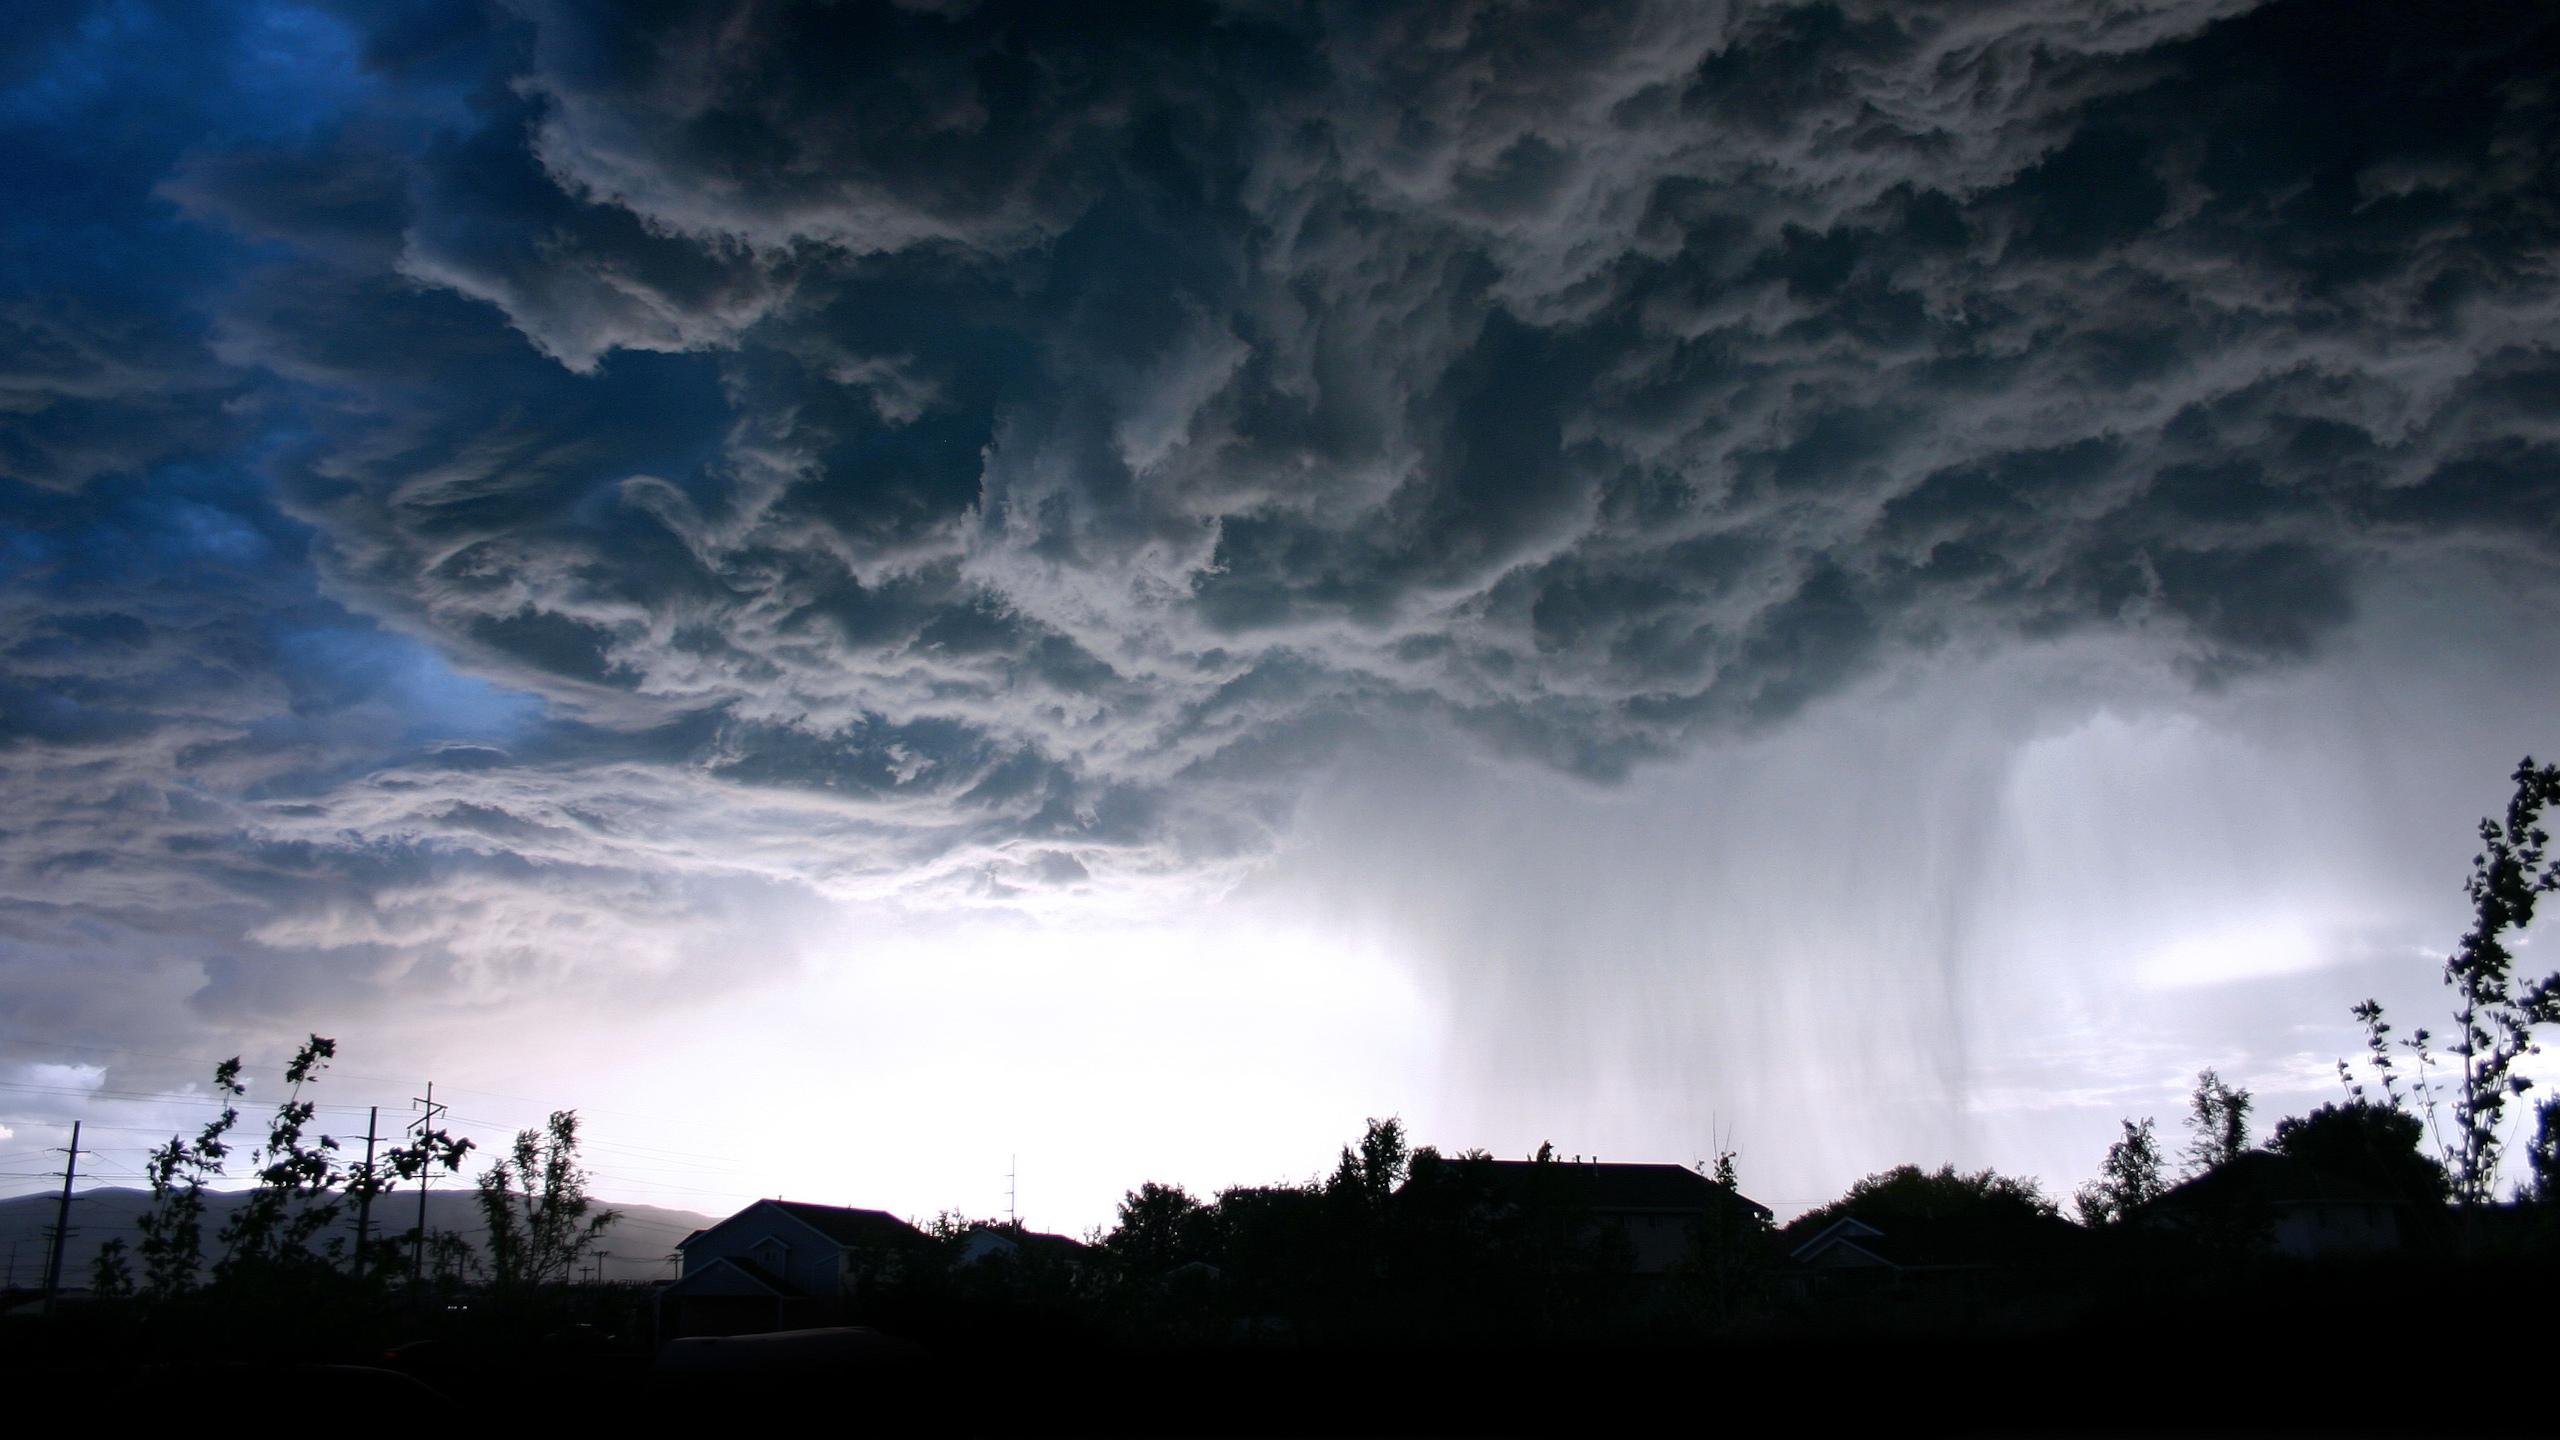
922,1209,982,1246
1210,1182,1328,1321
2437,758,2560,1204
476,1110,618,1293
130,1038,350,1300
2345,757,2560,1206
1321,1115,1410,1293
2525,1097,2560,1207
418,1229,480,1288
215,1035,344,1288
117,1037,474,1303
1787,1163,2059,1238
352,1115,472,1287
133,1060,240,1299
1390,1147,1497,1290
90,1239,133,1297
2268,1101,2448,1210
1681,1147,1773,1317
1329,1115,1410,1210
2076,1117,2167,1226
1102,1181,1213,1277
906,1211,1086,1328
378,1117,481,1281
2183,1068,2252,1177
1709,1148,1742,1193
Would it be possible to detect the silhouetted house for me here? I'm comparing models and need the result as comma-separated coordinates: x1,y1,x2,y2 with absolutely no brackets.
1779,1207,2083,1318
2137,1151,2410,1257
660,1199,928,1337
1787,1210,2085,1280
1463,1158,1773,1275
955,1223,1089,1272
1788,1216,1894,1271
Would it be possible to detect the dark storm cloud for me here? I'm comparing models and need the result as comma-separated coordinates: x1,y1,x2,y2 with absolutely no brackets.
0,304,243,491
3,0,2558,1036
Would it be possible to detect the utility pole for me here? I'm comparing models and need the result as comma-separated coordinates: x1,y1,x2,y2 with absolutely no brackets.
408,1083,446,1288
351,1105,380,1280
1007,1155,1018,1228
41,1121,80,1318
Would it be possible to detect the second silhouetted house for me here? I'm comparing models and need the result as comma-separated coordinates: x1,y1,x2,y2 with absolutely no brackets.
955,1222,1090,1272
1786,1209,2087,1276
2136,1150,2414,1257
1453,1157,1774,1274
659,1199,930,1337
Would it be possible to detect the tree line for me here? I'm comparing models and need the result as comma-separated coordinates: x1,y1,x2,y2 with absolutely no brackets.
76,1035,620,1334
2073,757,2560,1234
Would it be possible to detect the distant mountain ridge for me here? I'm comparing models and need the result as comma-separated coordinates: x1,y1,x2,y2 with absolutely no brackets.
0,1186,720,1288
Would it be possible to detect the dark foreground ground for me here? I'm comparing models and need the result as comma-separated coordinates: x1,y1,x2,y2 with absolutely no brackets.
7,1259,2549,1436
0,1332,2508,1436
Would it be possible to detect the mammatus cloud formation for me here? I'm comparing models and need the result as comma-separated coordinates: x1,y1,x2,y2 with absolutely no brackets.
2,0,2558,1201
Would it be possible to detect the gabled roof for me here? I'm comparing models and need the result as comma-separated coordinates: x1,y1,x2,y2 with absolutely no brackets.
768,1200,927,1247
1789,1216,1887,1266
679,1198,927,1254
663,1255,794,1298
1460,1159,1774,1220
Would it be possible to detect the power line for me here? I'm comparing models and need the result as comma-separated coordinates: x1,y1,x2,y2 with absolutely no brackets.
443,1113,740,1167
0,1037,756,1192
5,1054,763,1216
0,1079,380,1114
0,1027,743,1139
2,1120,720,1173
2,1100,739,1168
10,1099,743,1182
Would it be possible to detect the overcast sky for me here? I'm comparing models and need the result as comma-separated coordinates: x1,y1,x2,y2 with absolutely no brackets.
4,0,2558,1234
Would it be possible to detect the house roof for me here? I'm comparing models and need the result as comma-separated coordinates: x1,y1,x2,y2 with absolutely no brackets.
679,1198,928,1254
957,1225,1089,1265
1788,1216,1886,1266
2144,1151,2406,1215
663,1255,795,1298
767,1200,926,1247
1457,1159,1774,1220
1789,1211,2085,1270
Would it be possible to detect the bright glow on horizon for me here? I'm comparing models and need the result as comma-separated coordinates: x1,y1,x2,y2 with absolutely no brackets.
563,913,1439,1235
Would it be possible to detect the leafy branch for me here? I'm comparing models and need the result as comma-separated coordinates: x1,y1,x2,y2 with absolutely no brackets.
2343,757,2560,1207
